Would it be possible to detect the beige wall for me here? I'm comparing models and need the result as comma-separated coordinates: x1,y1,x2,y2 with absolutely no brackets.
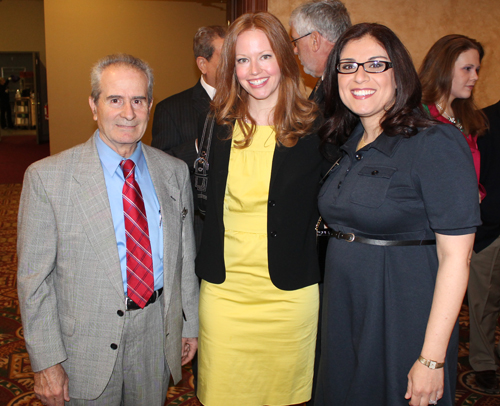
0,0,46,64
270,0,500,109
45,0,226,154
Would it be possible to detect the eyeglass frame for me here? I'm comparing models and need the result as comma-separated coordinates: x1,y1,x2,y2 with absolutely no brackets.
291,32,312,44
336,61,394,74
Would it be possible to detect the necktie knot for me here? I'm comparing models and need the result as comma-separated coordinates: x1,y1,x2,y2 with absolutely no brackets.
121,159,136,179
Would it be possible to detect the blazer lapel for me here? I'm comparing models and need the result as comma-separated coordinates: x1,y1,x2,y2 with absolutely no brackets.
212,125,231,245
269,139,291,192
71,133,124,301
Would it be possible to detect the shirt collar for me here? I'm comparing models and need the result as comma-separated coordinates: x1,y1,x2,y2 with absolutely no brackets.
95,131,146,178
341,122,404,157
200,75,216,100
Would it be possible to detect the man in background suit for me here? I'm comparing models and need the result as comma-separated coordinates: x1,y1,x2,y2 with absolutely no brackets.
468,100,500,390
152,25,225,165
152,25,225,249
17,54,199,406
290,0,351,105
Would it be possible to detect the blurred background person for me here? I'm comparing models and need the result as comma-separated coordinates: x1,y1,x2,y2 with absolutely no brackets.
316,23,480,406
152,26,225,249
419,34,488,202
0,76,13,129
195,11,324,406
289,0,351,106
468,99,500,390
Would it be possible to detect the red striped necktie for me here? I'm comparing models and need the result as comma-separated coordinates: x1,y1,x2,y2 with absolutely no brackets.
121,159,154,308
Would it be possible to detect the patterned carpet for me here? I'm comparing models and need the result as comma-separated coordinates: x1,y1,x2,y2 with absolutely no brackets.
1,182,499,405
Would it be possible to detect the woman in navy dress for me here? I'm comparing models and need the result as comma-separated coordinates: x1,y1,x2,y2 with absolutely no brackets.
315,23,481,406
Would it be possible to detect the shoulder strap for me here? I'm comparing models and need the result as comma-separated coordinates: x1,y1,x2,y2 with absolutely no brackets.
194,113,216,213
319,156,342,186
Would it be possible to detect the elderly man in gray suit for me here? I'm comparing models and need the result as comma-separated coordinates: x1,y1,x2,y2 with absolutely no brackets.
17,54,199,406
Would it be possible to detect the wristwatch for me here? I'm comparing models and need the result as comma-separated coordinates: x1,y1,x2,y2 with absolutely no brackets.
418,355,445,370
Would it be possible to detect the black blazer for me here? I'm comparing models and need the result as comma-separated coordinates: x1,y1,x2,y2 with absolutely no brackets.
151,79,211,167
195,122,326,290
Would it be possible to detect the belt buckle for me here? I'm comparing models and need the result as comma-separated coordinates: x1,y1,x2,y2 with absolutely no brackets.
339,232,355,242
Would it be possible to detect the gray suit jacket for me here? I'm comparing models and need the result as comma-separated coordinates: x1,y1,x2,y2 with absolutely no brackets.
17,132,199,399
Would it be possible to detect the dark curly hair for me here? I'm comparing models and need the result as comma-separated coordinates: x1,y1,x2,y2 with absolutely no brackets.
320,23,435,154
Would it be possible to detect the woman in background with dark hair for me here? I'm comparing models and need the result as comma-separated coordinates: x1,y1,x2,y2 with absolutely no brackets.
419,34,488,201
316,23,480,406
195,11,323,406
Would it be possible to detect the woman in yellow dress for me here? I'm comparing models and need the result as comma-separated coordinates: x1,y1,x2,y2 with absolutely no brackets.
195,12,325,406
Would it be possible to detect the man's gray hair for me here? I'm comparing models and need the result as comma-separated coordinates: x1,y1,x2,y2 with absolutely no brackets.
290,0,351,43
193,26,226,61
90,53,154,104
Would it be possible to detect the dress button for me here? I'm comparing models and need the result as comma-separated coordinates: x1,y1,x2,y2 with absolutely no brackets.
110,343,118,350
371,170,379,175
270,231,277,238
355,153,362,160
117,310,124,317
268,200,276,207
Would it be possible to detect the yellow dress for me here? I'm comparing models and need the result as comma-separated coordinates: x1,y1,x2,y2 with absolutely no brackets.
198,124,319,406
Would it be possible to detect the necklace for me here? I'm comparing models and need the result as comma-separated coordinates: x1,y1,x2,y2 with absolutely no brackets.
436,103,464,132
356,132,371,151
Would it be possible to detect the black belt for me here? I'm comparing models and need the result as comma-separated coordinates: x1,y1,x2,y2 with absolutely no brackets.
126,288,163,311
330,230,435,246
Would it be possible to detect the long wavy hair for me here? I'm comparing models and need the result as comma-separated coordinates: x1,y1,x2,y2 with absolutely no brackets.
212,12,318,148
419,34,488,136
319,23,435,151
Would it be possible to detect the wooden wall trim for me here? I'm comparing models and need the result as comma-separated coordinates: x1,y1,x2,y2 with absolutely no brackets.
227,0,268,23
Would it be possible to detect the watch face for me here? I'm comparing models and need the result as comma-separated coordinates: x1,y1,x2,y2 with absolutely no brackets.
429,361,437,369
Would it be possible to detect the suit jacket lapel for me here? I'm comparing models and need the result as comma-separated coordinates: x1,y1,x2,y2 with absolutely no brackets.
191,80,211,116
71,133,124,301
143,145,180,308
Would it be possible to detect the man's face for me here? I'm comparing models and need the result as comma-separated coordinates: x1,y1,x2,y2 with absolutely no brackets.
89,65,152,158
203,37,224,87
291,25,319,78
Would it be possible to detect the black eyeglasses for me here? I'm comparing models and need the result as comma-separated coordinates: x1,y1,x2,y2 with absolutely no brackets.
291,32,312,44
337,61,393,74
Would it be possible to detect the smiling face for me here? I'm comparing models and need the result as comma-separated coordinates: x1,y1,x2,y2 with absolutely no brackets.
89,65,152,158
449,48,480,104
338,35,397,132
235,29,281,111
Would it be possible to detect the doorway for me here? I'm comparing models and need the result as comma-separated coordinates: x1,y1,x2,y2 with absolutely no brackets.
0,52,49,144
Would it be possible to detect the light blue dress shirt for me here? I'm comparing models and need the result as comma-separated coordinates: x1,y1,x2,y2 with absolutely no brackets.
95,133,164,295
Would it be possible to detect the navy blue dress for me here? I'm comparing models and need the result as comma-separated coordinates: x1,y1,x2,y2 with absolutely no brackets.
315,123,481,405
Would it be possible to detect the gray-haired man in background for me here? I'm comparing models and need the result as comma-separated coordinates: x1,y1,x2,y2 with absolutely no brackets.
290,0,351,105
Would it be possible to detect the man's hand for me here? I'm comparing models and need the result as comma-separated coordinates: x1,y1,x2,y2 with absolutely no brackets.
34,364,70,406
181,337,198,366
